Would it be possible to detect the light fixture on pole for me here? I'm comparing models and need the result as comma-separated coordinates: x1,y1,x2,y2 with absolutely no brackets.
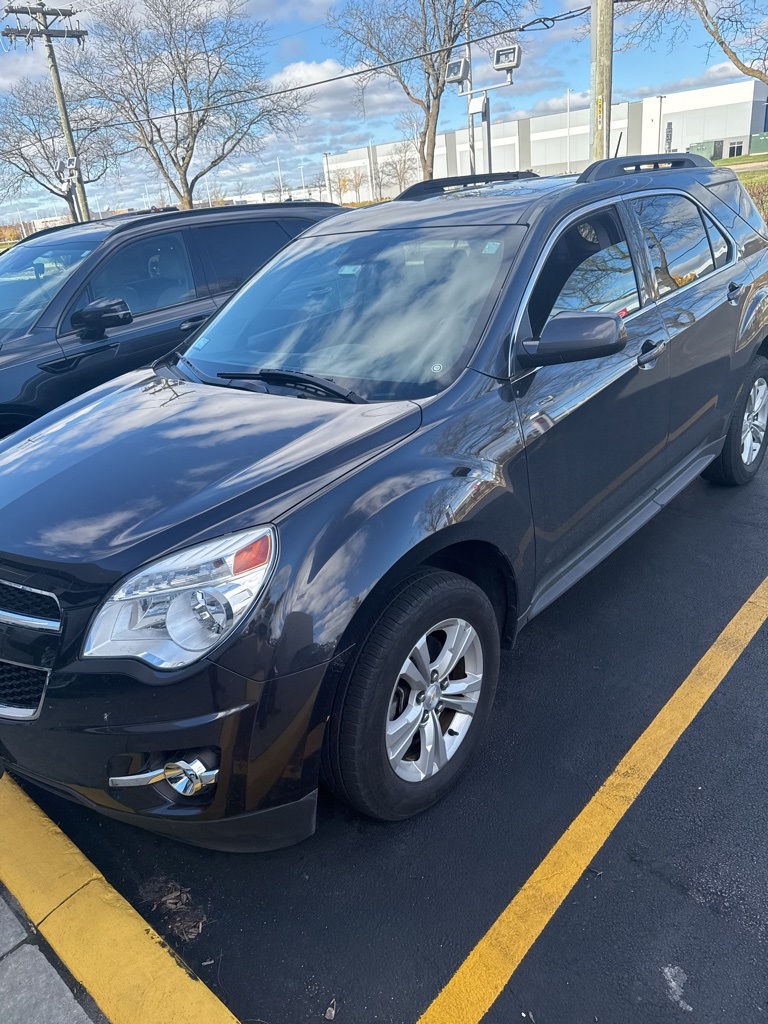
450,45,520,174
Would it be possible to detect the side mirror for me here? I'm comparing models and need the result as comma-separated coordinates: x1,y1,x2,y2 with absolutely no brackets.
71,297,133,340
518,311,627,368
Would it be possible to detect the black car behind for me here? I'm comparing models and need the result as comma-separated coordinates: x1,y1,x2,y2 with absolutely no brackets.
0,201,340,436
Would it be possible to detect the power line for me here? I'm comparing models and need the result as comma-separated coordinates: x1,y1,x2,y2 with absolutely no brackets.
60,7,590,137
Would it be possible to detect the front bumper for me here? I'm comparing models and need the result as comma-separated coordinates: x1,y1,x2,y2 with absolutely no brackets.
0,653,333,852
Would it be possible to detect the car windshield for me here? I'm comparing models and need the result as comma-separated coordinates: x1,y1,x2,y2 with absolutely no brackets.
183,225,524,401
0,238,98,337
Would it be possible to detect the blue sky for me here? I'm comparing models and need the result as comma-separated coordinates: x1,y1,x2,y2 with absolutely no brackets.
0,0,749,220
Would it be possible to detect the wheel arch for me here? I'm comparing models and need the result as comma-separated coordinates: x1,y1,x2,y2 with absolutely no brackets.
332,529,519,660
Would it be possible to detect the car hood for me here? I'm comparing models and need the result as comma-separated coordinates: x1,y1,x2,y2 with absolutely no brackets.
0,369,421,571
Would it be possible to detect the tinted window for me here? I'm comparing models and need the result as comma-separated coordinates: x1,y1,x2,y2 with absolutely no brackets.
196,221,290,294
708,179,768,240
630,194,714,295
185,226,524,401
280,218,319,239
68,231,195,327
0,239,97,338
527,208,640,337
703,212,730,270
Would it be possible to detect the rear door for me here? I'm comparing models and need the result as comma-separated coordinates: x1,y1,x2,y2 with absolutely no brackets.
192,219,292,307
513,202,671,589
56,229,215,396
626,191,751,469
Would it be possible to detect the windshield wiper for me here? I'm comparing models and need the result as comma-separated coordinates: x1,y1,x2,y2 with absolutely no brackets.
217,368,368,404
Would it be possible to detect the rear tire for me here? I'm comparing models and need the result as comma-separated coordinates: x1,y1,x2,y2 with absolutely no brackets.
322,569,500,821
703,355,768,486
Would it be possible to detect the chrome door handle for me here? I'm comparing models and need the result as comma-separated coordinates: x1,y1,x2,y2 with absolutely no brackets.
179,315,209,331
637,339,667,368
727,280,744,304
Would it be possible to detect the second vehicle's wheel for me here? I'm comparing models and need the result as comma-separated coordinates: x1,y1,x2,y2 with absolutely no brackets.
323,569,500,821
703,355,768,486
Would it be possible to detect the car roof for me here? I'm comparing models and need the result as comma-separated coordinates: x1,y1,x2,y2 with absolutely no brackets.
18,201,341,248
303,156,741,235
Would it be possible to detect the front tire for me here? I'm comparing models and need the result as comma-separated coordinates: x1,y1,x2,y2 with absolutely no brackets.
703,355,768,486
323,569,500,821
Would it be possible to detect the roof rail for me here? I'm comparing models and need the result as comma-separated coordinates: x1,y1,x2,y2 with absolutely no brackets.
577,153,713,183
396,171,539,201
104,200,341,237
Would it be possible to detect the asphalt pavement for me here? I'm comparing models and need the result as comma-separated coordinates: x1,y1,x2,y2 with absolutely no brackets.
18,466,768,1024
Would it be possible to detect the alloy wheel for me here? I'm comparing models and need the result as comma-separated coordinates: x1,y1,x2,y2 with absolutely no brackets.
385,617,484,783
741,376,768,466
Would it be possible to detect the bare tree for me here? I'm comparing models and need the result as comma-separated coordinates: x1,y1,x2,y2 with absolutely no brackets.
308,171,328,200
0,77,117,222
618,0,767,87
349,167,368,202
329,0,524,180
62,0,309,209
382,141,418,193
329,168,351,204
369,158,392,200
266,173,290,201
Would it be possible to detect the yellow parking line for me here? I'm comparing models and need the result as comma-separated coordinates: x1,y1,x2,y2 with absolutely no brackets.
0,777,239,1024
418,576,768,1024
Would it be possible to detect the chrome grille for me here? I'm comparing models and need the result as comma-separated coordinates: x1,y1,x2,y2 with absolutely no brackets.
0,660,48,719
0,579,61,632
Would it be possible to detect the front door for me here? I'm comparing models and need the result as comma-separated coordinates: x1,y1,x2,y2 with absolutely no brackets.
513,204,671,593
56,230,215,399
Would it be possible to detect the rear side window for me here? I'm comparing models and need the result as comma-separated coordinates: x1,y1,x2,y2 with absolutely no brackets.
703,212,731,270
280,218,320,239
630,194,713,295
527,207,641,337
708,179,768,240
195,221,290,295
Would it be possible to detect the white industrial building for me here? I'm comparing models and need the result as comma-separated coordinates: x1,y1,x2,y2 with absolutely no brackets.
325,78,768,202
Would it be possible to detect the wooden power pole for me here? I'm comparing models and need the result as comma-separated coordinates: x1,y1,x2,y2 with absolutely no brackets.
589,0,614,162
3,3,90,220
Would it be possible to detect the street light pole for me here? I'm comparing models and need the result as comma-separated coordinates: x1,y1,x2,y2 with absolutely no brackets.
566,88,572,173
657,94,666,152
465,15,476,174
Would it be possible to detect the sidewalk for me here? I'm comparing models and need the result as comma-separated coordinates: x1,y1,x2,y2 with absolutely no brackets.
0,889,106,1024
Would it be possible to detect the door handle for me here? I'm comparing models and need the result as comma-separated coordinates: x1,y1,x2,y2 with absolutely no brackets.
727,280,744,304
637,339,667,368
179,315,209,331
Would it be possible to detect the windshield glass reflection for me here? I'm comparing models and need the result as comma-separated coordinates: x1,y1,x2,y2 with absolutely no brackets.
185,226,523,401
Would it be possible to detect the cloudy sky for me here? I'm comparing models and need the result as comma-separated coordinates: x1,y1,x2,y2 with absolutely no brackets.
0,0,749,221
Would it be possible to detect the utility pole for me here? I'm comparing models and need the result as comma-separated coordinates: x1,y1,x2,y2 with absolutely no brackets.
3,3,90,221
589,0,613,161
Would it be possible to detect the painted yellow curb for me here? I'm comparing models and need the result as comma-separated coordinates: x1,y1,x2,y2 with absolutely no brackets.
0,777,239,1024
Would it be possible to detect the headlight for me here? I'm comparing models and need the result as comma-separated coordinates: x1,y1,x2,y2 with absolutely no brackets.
83,527,277,669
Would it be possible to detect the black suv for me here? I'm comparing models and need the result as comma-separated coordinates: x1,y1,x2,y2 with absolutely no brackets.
0,155,766,852
0,202,340,436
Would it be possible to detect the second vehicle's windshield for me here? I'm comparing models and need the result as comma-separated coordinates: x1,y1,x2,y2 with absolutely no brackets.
0,238,97,337
184,225,523,401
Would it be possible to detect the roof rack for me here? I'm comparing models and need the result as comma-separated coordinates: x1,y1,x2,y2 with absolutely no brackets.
104,200,341,237
577,153,713,183
396,171,539,201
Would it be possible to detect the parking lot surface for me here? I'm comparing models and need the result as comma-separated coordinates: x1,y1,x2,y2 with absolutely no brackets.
19,467,768,1024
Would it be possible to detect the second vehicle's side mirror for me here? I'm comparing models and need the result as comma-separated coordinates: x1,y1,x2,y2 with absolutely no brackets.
71,297,133,340
518,311,627,368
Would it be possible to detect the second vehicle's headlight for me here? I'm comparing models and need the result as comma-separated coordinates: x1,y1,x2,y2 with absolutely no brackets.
83,527,277,669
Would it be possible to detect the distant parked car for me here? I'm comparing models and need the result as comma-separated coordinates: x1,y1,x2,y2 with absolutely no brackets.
0,202,341,437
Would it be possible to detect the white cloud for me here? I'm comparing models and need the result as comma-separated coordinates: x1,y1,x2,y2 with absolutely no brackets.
618,61,744,100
